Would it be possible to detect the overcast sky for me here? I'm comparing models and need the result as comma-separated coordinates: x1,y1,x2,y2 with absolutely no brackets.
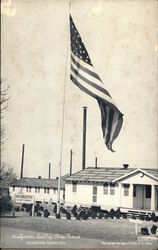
2,0,158,179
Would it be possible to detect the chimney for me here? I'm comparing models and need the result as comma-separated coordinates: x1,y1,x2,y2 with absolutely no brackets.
38,176,41,179
20,144,25,179
95,157,98,168
123,164,129,169
82,107,87,170
48,162,51,179
70,149,73,176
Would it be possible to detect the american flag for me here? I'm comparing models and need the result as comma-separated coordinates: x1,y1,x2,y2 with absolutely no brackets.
70,15,123,152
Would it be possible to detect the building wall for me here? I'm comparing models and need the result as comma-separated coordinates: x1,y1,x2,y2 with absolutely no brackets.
65,172,158,211
65,183,120,209
120,184,133,208
121,172,157,210
121,172,158,185
9,186,64,203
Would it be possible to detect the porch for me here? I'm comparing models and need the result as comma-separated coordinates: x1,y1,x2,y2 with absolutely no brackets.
121,184,158,211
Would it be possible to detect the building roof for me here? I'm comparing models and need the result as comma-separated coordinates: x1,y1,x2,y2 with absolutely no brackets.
10,174,70,190
65,167,158,183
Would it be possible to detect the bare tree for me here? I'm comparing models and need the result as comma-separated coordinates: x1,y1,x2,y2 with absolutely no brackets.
0,80,9,146
0,163,17,183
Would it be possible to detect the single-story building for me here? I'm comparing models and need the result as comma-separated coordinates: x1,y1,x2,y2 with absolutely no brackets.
65,165,158,212
9,174,69,204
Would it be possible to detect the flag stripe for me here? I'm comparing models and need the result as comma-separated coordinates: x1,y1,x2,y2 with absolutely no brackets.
106,109,114,145
71,63,111,98
71,54,101,81
109,111,120,143
71,71,119,110
112,114,123,143
71,56,106,92
72,52,94,72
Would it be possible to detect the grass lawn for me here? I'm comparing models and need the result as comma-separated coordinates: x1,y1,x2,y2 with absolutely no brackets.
1,214,157,249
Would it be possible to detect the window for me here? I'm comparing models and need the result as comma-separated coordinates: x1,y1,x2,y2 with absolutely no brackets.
35,187,40,193
72,183,77,192
29,187,31,192
146,185,151,198
53,189,56,194
26,187,28,192
44,188,49,194
133,185,136,197
92,186,97,202
13,186,15,191
110,184,115,195
124,184,129,196
103,183,108,195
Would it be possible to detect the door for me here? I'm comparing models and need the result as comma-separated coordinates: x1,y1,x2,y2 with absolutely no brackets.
133,185,144,209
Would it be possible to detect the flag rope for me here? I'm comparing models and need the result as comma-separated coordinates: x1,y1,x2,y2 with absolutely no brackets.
57,0,71,215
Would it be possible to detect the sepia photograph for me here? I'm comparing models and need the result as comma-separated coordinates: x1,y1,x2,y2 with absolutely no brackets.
1,0,158,249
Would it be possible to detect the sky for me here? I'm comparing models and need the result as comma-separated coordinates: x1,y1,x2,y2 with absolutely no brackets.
1,0,158,179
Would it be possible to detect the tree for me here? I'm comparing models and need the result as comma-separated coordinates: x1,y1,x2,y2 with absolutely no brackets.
0,80,9,146
0,164,17,214
0,163,17,183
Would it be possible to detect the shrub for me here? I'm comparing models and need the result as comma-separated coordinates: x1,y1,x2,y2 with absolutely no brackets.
81,213,87,220
60,206,67,214
73,211,77,217
145,216,150,221
91,211,97,219
151,225,157,234
122,213,127,219
44,209,50,218
109,209,116,217
53,204,57,213
116,214,120,219
141,227,149,235
66,212,71,220
139,215,145,221
38,206,44,211
109,213,114,219
0,195,13,214
87,210,92,218
79,210,85,217
36,212,42,217
116,208,121,218
131,215,136,220
104,213,109,219
34,205,39,213
72,205,77,214
98,213,103,219
76,214,80,220
151,216,157,222
15,207,20,212
56,213,61,219
151,212,156,218
25,204,32,212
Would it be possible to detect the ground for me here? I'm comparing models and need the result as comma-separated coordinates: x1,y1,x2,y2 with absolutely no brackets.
1,212,157,249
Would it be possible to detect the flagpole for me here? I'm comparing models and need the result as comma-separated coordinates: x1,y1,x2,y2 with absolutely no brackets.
56,0,71,216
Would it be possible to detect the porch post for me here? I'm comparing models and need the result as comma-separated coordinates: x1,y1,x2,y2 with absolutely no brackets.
131,184,134,208
151,185,155,211
119,183,122,207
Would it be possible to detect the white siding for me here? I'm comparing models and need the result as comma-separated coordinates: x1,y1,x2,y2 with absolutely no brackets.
65,183,120,209
9,186,64,203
